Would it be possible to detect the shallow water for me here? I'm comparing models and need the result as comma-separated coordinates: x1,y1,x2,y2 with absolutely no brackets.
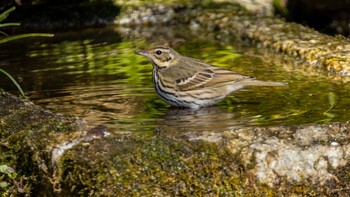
1,26,350,133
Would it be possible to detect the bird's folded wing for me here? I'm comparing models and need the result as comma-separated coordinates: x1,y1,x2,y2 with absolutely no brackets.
175,66,252,91
175,68,215,91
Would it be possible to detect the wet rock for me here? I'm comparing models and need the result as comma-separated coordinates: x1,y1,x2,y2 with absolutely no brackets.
117,5,177,26
55,118,350,196
172,122,350,195
0,92,86,195
227,125,350,186
234,0,274,15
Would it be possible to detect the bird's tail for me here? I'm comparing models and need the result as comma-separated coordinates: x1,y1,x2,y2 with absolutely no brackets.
241,79,287,87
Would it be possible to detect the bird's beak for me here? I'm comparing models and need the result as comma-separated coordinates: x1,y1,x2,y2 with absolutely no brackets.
136,50,149,57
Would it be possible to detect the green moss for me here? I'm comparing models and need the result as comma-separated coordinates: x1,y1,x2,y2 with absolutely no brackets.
59,134,279,196
0,128,37,196
58,129,350,196
0,92,84,195
0,164,32,196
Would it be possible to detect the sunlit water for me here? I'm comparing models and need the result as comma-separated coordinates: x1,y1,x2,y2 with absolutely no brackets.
1,26,350,134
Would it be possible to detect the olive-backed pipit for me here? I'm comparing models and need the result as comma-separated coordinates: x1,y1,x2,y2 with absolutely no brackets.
137,46,286,109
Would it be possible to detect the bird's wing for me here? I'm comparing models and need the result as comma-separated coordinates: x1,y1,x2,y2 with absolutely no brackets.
175,67,216,91
172,57,252,91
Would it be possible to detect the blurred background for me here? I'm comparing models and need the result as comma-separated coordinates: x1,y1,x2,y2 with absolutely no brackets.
0,0,349,35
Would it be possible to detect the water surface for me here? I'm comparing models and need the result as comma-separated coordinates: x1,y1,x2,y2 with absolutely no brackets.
1,26,349,134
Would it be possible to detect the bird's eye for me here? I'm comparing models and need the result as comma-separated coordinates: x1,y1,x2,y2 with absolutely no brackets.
155,50,162,55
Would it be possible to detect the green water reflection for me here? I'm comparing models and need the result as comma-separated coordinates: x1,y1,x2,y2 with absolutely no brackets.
0,27,349,133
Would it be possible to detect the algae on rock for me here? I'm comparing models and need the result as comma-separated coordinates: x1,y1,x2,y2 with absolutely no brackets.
0,92,86,195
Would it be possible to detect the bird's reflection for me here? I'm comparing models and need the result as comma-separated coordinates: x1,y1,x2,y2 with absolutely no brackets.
155,106,247,134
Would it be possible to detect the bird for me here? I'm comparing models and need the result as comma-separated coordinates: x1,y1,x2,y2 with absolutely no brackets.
136,46,286,109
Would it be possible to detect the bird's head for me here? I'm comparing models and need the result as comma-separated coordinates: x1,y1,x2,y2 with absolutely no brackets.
137,46,179,68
